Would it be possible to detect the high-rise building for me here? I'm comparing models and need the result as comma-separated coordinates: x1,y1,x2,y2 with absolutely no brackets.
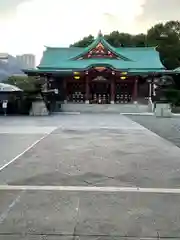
16,54,36,69
0,53,8,63
0,53,24,81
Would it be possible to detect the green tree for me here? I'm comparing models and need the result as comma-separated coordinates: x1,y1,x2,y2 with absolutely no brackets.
71,20,180,70
131,34,147,47
71,35,94,47
165,21,180,37
147,21,180,69
4,76,39,91
104,32,132,47
104,32,147,47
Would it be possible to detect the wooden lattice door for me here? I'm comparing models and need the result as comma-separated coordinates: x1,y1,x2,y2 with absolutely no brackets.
91,82,110,104
67,82,85,103
115,82,133,103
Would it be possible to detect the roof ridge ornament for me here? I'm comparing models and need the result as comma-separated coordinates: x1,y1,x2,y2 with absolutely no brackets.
98,30,103,37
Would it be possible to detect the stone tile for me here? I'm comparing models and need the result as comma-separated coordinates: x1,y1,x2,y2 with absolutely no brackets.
0,236,72,240
0,126,56,134
128,115,180,148
0,236,176,240
76,192,180,238
76,238,175,240
0,114,179,240
0,191,79,236
0,134,43,170
0,125,180,188
0,190,22,216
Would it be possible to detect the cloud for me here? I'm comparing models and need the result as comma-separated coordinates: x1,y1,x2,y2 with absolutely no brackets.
0,0,25,17
15,0,146,39
2,0,180,64
0,0,146,61
137,0,180,31
142,0,180,21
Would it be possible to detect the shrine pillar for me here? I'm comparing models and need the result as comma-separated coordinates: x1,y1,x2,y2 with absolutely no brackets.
85,74,90,104
147,77,154,112
110,79,115,104
63,78,67,103
148,79,153,100
132,77,138,103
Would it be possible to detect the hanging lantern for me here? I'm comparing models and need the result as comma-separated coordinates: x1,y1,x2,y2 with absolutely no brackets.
74,76,80,80
146,78,152,83
74,71,80,80
121,72,127,75
74,72,80,75
121,76,127,80
54,89,59,94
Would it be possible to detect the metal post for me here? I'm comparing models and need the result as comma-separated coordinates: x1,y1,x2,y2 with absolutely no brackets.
85,75,89,104
63,78,67,103
148,77,154,112
149,81,152,101
110,79,115,104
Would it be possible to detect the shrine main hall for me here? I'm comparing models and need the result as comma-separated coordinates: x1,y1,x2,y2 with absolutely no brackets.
24,33,171,106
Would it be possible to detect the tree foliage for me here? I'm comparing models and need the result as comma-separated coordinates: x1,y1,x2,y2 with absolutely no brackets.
71,20,180,70
3,76,40,92
71,35,95,47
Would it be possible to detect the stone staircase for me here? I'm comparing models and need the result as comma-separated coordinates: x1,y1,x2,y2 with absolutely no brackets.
61,103,150,113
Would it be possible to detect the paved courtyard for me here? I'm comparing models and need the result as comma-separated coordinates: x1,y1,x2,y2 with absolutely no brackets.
128,114,180,148
0,114,180,239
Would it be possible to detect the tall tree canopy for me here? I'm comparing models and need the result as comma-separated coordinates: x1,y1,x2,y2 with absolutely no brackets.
71,35,95,47
71,21,180,70
4,76,39,91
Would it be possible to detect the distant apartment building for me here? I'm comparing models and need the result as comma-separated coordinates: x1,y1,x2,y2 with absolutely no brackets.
0,53,8,63
0,53,24,81
16,54,36,69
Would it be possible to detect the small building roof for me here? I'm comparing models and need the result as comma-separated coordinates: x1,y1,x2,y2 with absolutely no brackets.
0,83,23,92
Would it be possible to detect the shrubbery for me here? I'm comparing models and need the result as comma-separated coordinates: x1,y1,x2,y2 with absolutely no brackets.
164,88,180,106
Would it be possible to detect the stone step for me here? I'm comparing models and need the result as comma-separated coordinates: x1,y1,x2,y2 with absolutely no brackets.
61,103,149,113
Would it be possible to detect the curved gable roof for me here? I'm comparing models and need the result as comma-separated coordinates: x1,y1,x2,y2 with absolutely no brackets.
72,34,131,61
38,36,165,71
116,47,165,69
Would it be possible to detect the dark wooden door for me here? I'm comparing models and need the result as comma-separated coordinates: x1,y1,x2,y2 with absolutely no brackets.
67,82,85,103
115,82,133,103
90,82,110,104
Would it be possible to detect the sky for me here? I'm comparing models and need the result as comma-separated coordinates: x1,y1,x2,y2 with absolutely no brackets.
0,0,180,63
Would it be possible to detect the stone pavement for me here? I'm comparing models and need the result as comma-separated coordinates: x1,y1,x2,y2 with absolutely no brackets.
128,114,180,148
0,114,180,239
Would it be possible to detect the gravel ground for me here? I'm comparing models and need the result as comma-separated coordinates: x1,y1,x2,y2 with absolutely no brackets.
128,115,180,148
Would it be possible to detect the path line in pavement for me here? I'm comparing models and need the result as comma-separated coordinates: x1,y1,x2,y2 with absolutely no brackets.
0,191,23,224
0,186,180,194
0,128,56,172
